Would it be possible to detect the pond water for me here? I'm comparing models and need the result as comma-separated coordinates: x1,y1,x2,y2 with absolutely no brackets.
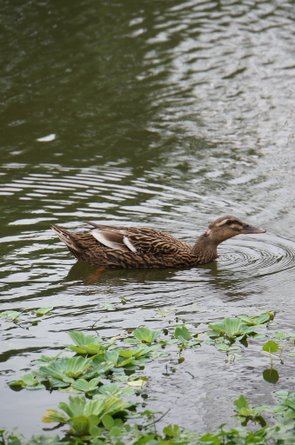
1,0,294,438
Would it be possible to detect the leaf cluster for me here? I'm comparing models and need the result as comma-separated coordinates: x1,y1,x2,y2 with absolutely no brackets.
2,313,294,445
0,307,53,328
9,328,161,393
1,390,295,444
207,312,274,352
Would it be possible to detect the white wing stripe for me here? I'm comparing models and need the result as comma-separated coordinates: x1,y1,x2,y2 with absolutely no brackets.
91,229,124,251
123,236,137,253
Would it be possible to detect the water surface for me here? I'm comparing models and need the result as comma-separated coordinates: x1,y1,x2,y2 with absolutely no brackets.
1,0,295,437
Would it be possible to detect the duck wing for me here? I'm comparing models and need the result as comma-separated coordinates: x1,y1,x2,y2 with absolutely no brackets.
87,223,189,255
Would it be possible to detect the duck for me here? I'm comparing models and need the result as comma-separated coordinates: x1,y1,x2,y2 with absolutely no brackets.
51,215,266,269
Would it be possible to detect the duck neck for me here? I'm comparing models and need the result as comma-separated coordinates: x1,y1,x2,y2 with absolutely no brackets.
192,233,218,264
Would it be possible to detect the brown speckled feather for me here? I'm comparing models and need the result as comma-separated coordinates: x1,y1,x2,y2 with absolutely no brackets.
52,216,265,269
88,223,191,255
52,224,194,268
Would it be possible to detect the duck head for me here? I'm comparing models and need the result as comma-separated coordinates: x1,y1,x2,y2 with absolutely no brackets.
205,215,266,244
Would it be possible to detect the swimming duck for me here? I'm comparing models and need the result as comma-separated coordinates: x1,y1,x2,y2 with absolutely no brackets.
52,215,265,269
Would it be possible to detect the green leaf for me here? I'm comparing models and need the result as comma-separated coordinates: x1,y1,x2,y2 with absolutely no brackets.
69,344,105,356
117,345,153,367
174,325,192,342
9,373,43,391
274,331,289,341
263,368,279,384
222,318,243,337
42,409,67,424
98,383,133,397
34,307,53,317
118,349,134,359
69,415,90,436
263,340,279,354
104,349,119,365
0,310,21,321
69,331,101,346
59,396,87,418
133,327,161,344
208,315,263,347
127,377,148,388
234,395,249,411
109,425,125,437
163,424,181,438
9,380,26,391
234,395,267,428
199,432,221,444
56,394,130,429
240,312,274,326
39,356,92,388
213,340,232,352
135,433,157,444
27,436,63,445
68,331,106,356
71,377,101,393
101,414,114,430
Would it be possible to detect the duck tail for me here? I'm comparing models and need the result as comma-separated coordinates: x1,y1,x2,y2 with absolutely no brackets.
51,225,80,252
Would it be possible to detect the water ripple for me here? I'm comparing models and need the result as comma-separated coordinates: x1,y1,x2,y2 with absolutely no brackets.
220,235,295,278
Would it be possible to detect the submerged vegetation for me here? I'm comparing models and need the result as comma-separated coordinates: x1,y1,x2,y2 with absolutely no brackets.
1,311,294,444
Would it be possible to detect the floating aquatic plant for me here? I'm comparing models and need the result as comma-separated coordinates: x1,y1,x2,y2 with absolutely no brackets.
133,326,161,344
234,395,267,427
0,307,53,328
2,390,294,444
6,310,294,445
43,394,131,438
174,325,192,343
208,312,274,348
9,328,161,393
67,331,108,356
39,356,94,388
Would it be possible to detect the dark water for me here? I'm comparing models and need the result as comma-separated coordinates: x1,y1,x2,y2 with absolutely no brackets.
1,0,295,437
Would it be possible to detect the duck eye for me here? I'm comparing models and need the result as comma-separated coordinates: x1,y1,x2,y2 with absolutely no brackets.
222,219,243,231
225,219,240,226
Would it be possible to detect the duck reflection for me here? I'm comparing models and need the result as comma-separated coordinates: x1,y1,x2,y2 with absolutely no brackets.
65,256,261,302
65,260,176,285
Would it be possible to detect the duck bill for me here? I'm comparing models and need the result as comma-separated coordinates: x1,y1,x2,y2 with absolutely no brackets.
241,224,266,234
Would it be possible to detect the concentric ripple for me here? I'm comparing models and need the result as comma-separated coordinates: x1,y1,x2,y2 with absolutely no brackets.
219,235,295,278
